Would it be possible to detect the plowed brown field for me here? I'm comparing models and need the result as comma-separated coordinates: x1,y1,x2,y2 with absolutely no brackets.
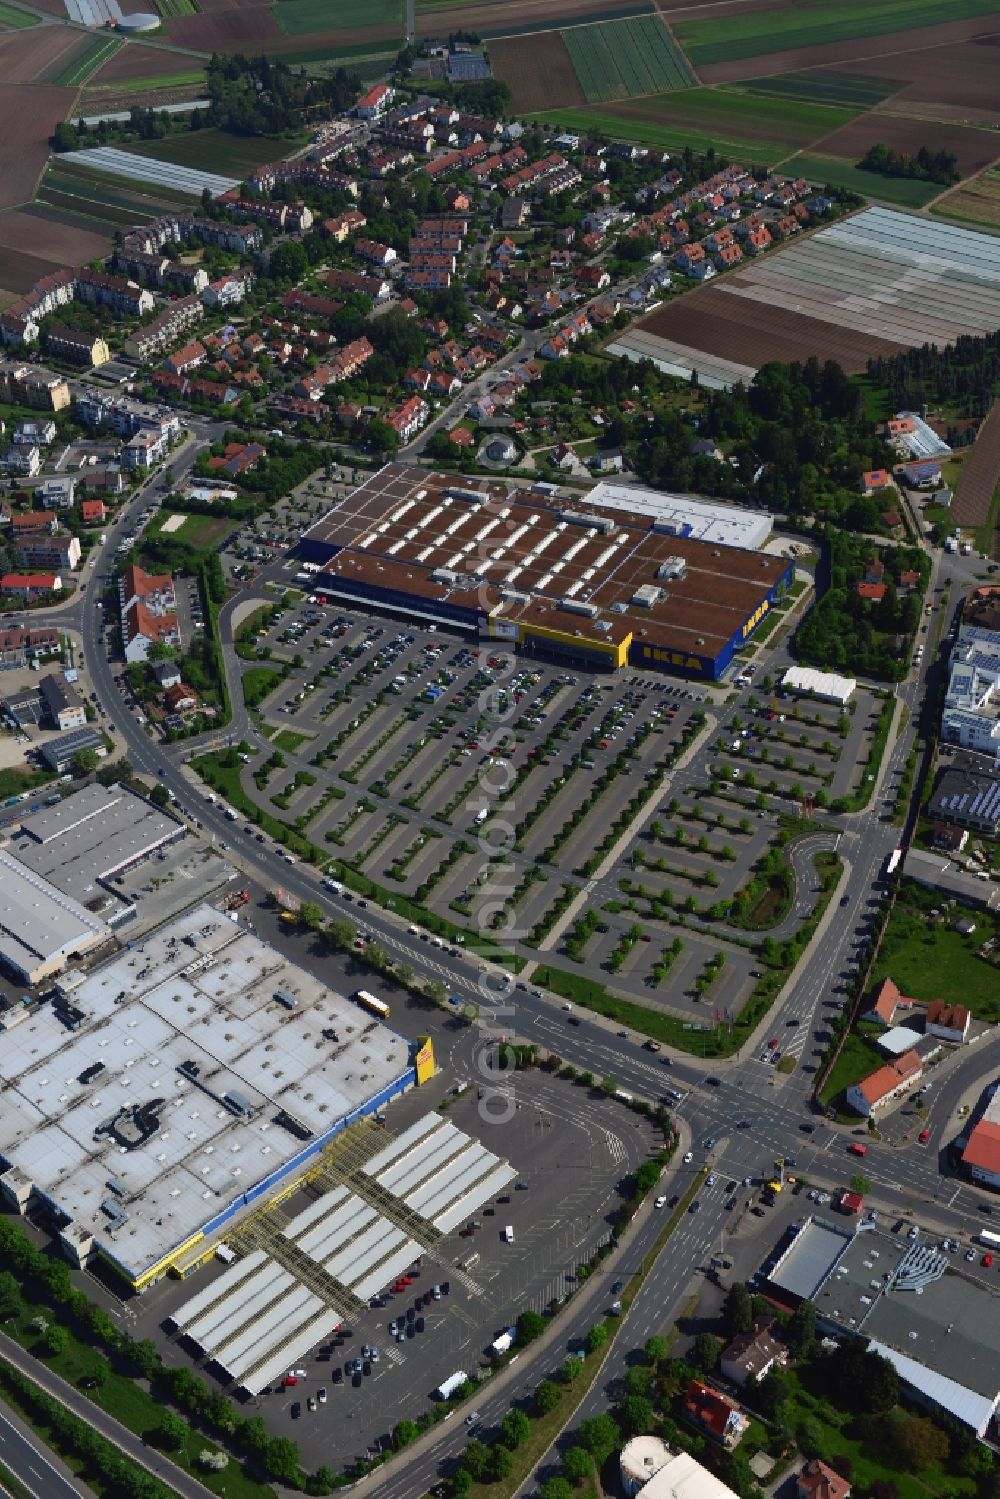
697,14,1000,84
163,6,281,47
952,403,1000,531
490,31,584,112
89,41,206,85
847,38,1000,119
0,207,110,291
637,288,907,374
0,25,83,84
808,110,1000,178
0,83,76,209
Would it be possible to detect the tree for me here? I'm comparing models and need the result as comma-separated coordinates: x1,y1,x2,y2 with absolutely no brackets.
488,1445,514,1481
366,417,399,459
71,748,99,777
534,1379,560,1416
156,1411,188,1451
689,1332,723,1374
722,1283,754,1338
53,121,79,152
517,1309,545,1346
500,1409,531,1449
786,1299,817,1359
561,1357,582,1383
577,1414,621,1466
562,1446,592,1486
541,1481,573,1499
462,1440,490,1480
621,1394,655,1436
392,1419,418,1451
309,1464,335,1494
584,1322,608,1354
264,1435,302,1483
0,1272,20,1323
299,900,323,929
885,1413,949,1470
42,1324,68,1357
149,783,170,808
645,1335,670,1365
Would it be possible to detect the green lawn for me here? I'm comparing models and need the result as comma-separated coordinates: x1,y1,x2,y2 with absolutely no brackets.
243,667,285,709
533,105,782,163
126,128,294,178
0,1,38,27
275,0,401,35
106,68,205,91
272,728,315,753
153,511,237,551
874,885,1000,1022
819,1027,885,1106
0,767,56,801
675,0,1000,67
787,155,943,206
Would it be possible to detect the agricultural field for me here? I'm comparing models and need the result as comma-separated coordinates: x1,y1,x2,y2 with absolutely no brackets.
125,127,293,178
491,32,584,112
614,84,854,146
162,6,282,50
736,69,903,109
37,158,195,224
787,156,942,207
87,40,205,87
933,166,1000,227
0,80,76,211
534,103,780,161
52,34,121,88
622,207,1000,390
804,109,1000,180
674,0,1000,69
0,206,110,298
561,13,693,102
417,0,649,37
0,2,38,26
275,0,402,33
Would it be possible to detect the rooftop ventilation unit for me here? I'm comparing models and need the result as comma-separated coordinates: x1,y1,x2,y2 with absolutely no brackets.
560,598,600,617
631,584,663,608
657,556,687,580
500,588,532,604
431,567,462,585
558,510,615,534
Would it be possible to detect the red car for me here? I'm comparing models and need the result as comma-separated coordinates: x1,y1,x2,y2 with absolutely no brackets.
918,1128,931,1144
767,1038,779,1050
983,1253,994,1268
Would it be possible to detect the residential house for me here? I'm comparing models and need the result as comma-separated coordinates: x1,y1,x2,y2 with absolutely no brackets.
36,478,75,510
552,441,577,470
202,272,253,309
14,420,55,448
682,1381,748,1448
857,582,886,603
355,238,397,267
354,82,394,119
865,977,914,1027
0,624,59,668
846,1048,922,1117
576,264,610,291
0,359,69,412
900,459,942,488
80,498,107,525
448,425,475,449
43,327,110,368
745,225,772,255
153,659,181,690
0,446,40,478
17,533,82,572
164,340,207,376
164,682,198,714
207,441,266,478
797,1461,851,1499
862,469,892,496
925,1000,971,1044
720,1320,784,1388
39,673,85,731
322,210,367,242
387,396,429,443
1,572,61,597
119,562,180,663
9,510,56,537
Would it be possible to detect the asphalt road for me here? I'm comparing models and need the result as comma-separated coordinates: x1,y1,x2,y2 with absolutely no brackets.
0,1404,83,1499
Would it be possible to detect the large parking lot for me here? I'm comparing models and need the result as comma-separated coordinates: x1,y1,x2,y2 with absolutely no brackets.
137,1052,658,1469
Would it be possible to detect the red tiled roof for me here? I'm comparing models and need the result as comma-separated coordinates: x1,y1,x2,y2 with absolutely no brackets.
963,1119,1000,1176
926,999,969,1032
798,1460,851,1499
854,1048,921,1106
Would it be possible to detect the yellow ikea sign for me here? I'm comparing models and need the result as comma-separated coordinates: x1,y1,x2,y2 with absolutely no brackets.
642,646,704,670
742,600,769,639
415,1037,436,1085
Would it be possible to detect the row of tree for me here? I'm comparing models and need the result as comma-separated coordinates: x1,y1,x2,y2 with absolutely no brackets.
858,143,960,187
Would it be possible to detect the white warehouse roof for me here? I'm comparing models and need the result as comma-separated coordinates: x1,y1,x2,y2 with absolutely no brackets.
632,1450,740,1499
0,846,110,983
0,904,411,1286
586,480,772,551
782,666,857,704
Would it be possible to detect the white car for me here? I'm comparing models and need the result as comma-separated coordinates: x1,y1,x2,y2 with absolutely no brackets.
965,1248,977,1262
318,1388,327,1404
654,1195,667,1209
706,1173,717,1187
683,1151,694,1164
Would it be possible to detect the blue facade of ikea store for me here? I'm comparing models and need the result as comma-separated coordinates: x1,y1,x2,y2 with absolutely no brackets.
302,552,794,681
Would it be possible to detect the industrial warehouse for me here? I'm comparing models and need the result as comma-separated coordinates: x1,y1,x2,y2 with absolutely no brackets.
299,464,789,680
762,1217,1000,1438
0,905,417,1290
